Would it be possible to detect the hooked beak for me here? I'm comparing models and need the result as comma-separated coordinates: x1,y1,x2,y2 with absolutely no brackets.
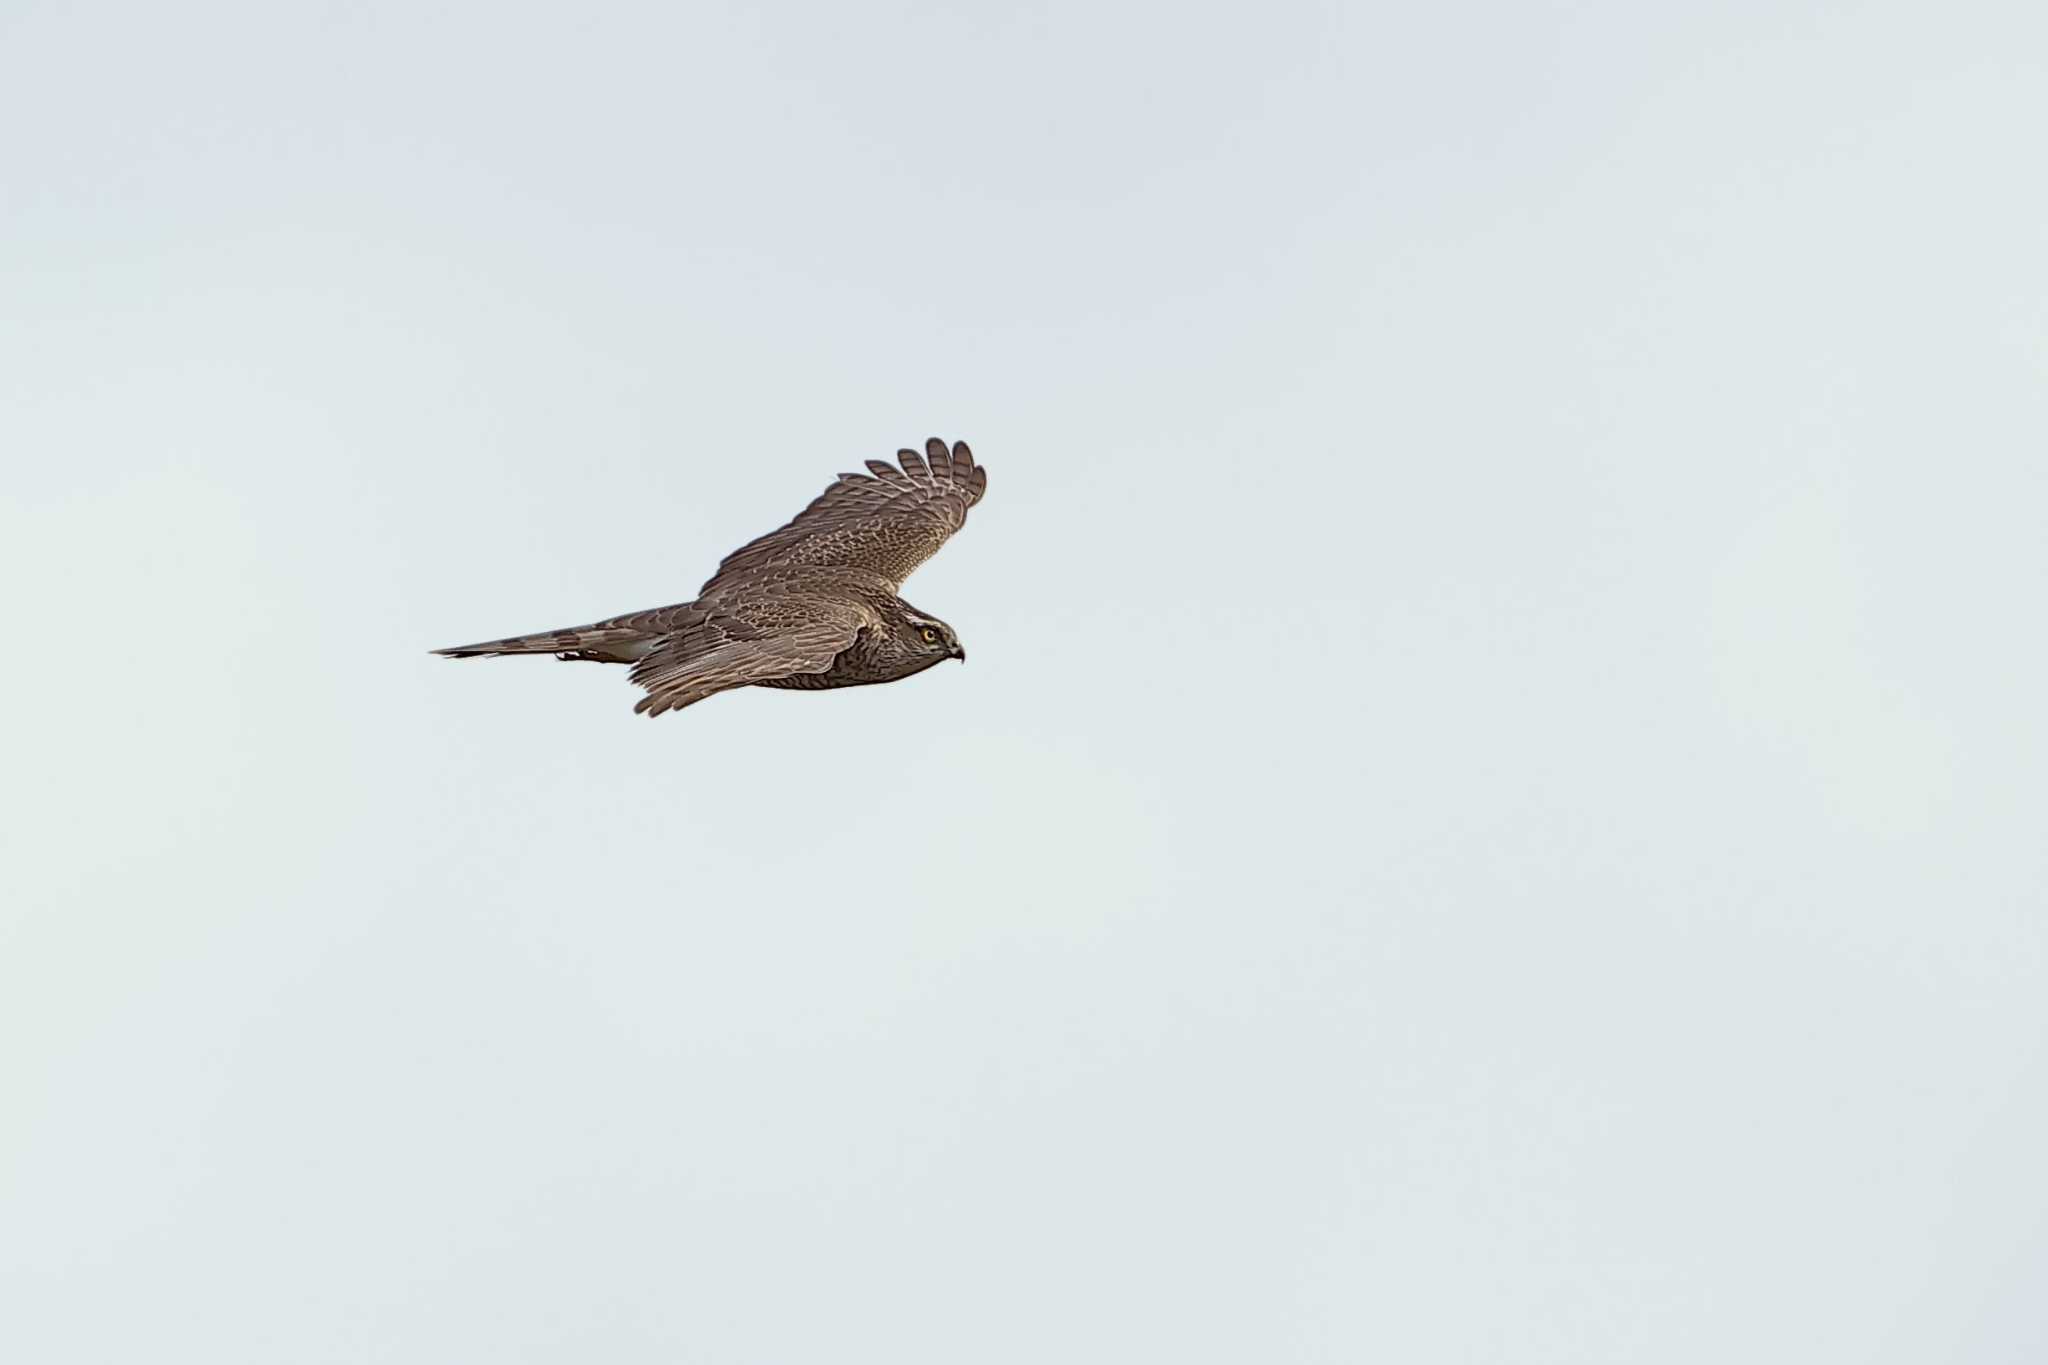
949,645,967,663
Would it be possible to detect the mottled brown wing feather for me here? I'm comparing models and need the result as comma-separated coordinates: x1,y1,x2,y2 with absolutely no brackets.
628,602,863,717
702,438,987,593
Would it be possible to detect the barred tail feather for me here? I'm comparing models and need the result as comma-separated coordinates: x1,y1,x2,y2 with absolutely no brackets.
432,625,652,662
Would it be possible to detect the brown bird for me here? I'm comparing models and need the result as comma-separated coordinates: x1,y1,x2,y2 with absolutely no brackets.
434,437,987,717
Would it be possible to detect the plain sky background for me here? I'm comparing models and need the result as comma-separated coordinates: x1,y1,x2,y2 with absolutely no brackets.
3,0,2045,1360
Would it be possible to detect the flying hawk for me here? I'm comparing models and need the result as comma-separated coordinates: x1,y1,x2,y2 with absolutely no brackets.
434,437,986,717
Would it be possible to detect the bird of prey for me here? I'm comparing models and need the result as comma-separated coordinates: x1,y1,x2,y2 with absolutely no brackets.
434,437,987,717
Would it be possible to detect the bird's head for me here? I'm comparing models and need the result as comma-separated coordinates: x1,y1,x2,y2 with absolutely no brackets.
903,610,966,663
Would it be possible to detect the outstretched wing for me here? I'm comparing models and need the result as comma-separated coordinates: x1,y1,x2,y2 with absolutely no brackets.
703,437,987,593
628,599,864,717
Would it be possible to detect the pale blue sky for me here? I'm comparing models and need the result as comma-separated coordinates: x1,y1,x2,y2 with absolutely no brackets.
3,1,2045,1360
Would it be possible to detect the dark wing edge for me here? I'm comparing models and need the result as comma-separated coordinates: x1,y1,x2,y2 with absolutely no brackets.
627,611,862,718
701,437,988,592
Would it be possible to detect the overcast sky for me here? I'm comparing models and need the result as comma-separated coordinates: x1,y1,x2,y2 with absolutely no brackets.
4,1,2045,1360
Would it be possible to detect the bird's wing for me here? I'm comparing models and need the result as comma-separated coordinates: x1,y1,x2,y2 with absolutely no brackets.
702,437,987,593
628,599,864,717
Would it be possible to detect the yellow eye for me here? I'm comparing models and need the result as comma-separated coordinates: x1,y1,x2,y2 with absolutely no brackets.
920,626,939,644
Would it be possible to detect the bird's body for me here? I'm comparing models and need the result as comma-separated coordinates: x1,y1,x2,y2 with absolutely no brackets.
434,438,985,717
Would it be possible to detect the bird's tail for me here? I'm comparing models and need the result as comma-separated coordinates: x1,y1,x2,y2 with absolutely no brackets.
431,624,651,662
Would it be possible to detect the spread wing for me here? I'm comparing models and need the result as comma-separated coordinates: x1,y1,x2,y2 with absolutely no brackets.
703,437,987,593
628,599,864,717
